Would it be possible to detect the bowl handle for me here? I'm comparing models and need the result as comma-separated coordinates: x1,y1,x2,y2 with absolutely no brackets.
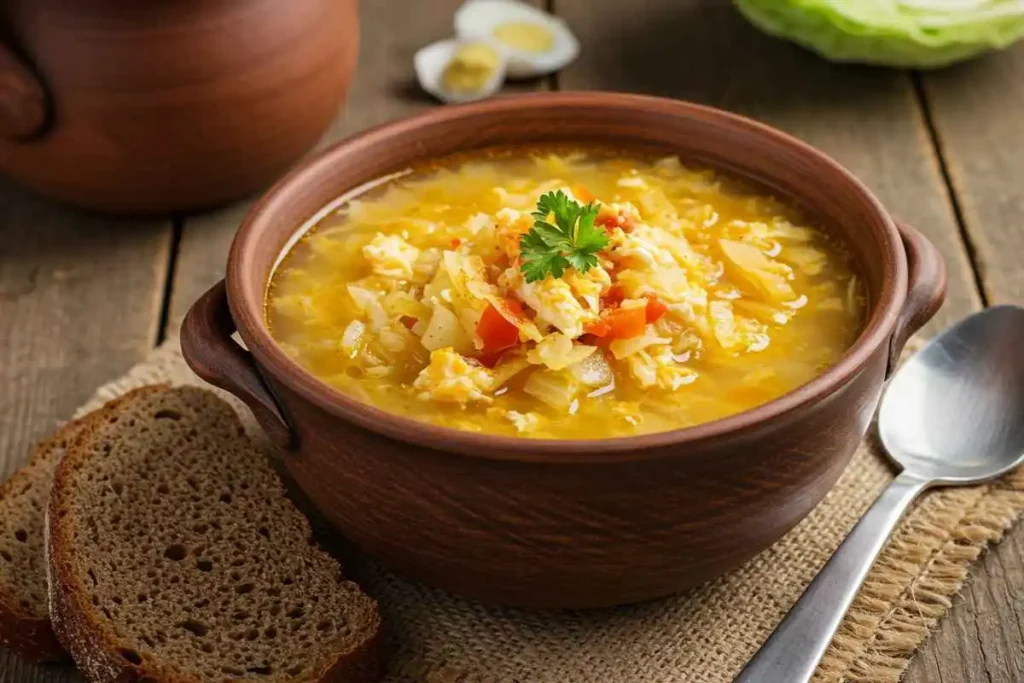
0,40,47,139
180,280,295,450
888,221,947,373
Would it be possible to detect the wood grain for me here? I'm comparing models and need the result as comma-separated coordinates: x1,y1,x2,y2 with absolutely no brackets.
556,0,980,335
917,45,1024,305
166,0,549,334
0,179,172,681
905,527,1024,683
902,41,1024,683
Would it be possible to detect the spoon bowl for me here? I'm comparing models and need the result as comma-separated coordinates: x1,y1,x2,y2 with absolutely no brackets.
879,305,1024,484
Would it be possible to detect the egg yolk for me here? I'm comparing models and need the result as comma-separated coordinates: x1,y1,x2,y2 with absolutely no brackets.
493,22,554,53
441,43,501,94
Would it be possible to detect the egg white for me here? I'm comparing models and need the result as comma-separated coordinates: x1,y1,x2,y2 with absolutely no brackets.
455,0,580,79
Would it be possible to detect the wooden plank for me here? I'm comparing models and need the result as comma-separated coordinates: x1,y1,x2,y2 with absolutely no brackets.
0,180,172,681
900,43,1024,683
556,0,980,335
919,44,1024,305
166,0,549,332
905,527,1024,683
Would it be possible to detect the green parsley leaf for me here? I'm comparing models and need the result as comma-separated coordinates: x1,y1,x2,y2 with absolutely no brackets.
521,251,569,282
519,191,609,283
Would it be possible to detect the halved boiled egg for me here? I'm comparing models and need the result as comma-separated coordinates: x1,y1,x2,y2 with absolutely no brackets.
414,39,508,104
455,0,580,79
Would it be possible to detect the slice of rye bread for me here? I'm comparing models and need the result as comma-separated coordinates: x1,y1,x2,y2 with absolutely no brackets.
46,385,383,683
0,387,161,662
0,416,94,662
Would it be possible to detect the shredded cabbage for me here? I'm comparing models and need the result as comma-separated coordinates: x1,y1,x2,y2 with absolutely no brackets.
527,333,597,370
735,0,1024,68
420,304,469,352
523,369,581,409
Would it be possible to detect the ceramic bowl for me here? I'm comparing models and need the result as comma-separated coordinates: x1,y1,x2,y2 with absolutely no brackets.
180,92,946,608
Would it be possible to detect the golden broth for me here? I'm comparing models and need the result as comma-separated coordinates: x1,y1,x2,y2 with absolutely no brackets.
267,148,866,438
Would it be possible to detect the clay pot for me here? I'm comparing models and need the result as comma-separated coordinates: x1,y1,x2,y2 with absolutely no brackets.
0,0,358,214
180,93,947,609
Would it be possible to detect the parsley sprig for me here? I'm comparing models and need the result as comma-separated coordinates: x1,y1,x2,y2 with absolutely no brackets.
519,190,609,283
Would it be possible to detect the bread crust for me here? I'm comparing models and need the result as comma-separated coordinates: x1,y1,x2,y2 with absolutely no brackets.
46,385,384,683
0,414,100,663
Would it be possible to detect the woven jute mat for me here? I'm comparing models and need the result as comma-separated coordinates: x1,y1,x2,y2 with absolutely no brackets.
73,338,1024,683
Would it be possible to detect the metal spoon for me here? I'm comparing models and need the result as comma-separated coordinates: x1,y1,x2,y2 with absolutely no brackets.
735,305,1024,683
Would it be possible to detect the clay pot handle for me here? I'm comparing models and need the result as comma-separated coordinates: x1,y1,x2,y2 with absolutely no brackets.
889,221,948,373
0,40,47,139
180,280,295,450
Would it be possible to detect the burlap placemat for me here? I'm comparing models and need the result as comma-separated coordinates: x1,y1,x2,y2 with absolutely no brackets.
73,339,1024,683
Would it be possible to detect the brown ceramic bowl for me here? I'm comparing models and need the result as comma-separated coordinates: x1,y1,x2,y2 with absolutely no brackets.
180,92,946,609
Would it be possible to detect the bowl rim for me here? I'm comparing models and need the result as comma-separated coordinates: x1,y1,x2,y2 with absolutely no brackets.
227,91,907,460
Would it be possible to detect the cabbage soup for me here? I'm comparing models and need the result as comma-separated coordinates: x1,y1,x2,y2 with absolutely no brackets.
266,148,866,438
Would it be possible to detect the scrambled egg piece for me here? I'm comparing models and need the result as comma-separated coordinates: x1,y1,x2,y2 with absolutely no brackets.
488,407,543,433
709,300,769,352
362,233,420,280
413,347,494,404
494,207,532,258
527,333,596,370
608,226,673,268
630,344,699,390
564,265,611,313
412,247,443,283
608,333,698,390
516,275,594,338
464,212,492,235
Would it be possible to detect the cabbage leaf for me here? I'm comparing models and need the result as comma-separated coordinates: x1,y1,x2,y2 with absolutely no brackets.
735,0,1024,68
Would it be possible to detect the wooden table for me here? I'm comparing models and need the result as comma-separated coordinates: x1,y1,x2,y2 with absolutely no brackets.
2,2,1022,681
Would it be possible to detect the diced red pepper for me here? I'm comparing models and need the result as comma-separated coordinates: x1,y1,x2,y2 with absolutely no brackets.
477,298,522,354
601,284,626,307
572,184,596,203
584,306,646,340
645,296,668,323
583,319,612,338
595,212,635,232
450,238,462,249
476,351,505,369
400,316,418,329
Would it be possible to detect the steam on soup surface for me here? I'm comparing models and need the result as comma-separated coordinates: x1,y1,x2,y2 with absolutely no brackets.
267,149,865,438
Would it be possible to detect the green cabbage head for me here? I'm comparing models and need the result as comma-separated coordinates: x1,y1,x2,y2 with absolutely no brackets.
735,0,1024,68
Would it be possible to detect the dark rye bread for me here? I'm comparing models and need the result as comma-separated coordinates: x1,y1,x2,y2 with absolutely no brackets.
46,385,383,683
0,417,93,662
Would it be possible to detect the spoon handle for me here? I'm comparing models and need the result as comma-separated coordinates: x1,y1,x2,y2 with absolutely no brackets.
733,470,930,683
